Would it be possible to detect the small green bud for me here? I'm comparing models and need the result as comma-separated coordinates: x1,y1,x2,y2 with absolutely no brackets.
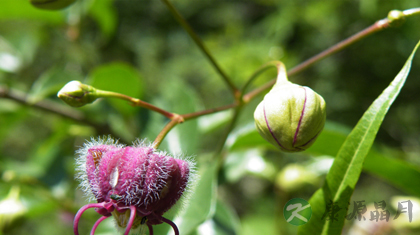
57,80,98,107
30,0,76,10
254,63,326,152
387,10,405,27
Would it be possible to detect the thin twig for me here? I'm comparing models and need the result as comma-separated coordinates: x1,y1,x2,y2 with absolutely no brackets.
208,8,420,160
243,16,393,102
152,117,182,148
0,86,114,136
182,103,236,121
97,90,174,119
160,0,239,96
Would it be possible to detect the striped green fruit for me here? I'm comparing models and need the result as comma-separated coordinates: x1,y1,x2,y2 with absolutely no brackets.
254,63,326,152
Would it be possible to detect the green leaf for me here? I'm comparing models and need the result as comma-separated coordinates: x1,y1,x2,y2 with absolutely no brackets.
240,196,278,235
88,0,117,37
298,40,420,235
226,123,275,151
307,122,420,198
174,159,218,235
0,36,23,73
28,65,83,103
87,62,144,116
223,149,276,183
0,0,64,24
363,149,420,197
212,199,241,235
142,77,201,155
227,119,420,197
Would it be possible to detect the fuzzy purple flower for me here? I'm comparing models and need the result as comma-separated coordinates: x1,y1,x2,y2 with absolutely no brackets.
73,137,194,235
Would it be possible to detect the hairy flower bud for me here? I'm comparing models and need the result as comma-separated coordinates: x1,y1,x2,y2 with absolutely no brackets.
30,0,76,10
73,137,195,235
57,81,98,107
254,63,326,152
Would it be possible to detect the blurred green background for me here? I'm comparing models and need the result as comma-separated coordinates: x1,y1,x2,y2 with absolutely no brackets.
1,0,420,234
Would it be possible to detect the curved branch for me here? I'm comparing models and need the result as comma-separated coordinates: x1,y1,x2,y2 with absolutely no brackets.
160,0,238,95
0,86,115,137
243,9,416,102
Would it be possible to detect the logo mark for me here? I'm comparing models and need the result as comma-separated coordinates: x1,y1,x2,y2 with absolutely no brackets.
284,198,312,226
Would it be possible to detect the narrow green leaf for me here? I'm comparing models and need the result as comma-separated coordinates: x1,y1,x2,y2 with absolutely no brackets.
307,123,420,198
174,159,218,235
298,40,420,235
213,199,241,235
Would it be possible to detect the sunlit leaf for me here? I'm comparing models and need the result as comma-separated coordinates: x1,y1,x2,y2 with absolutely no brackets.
212,199,241,235
174,159,218,235
228,116,420,198
308,125,420,197
0,0,64,23
88,62,144,116
29,65,83,103
0,36,22,73
88,0,117,37
298,40,420,235
142,78,201,155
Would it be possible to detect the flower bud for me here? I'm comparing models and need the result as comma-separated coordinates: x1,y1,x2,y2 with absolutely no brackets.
387,10,405,27
30,0,76,10
57,81,98,107
254,63,326,152
73,137,195,235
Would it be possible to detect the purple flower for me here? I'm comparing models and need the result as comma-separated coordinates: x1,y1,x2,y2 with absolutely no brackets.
73,137,194,235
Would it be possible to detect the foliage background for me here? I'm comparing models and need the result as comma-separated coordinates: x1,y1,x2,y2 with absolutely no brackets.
0,0,420,234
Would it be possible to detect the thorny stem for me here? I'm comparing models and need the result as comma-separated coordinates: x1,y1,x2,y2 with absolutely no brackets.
160,0,239,96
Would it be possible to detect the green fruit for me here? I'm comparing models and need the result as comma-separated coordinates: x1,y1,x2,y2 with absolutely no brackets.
254,63,326,152
30,0,76,10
